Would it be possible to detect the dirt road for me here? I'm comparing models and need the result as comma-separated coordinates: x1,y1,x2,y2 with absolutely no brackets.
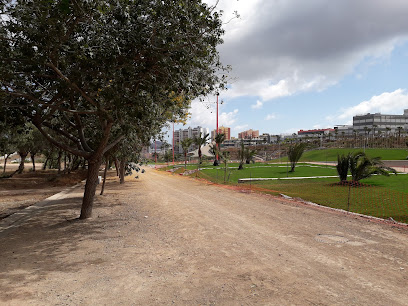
0,169,407,305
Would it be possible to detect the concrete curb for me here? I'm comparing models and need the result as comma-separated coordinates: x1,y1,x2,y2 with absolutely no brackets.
0,181,85,233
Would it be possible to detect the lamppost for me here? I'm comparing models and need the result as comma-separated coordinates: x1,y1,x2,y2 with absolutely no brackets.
154,139,157,168
172,122,175,165
216,93,219,162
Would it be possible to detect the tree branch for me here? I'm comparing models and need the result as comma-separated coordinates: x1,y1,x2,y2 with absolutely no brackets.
46,62,99,108
32,121,91,159
103,134,125,155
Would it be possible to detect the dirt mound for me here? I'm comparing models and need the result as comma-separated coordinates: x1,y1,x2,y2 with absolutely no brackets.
330,180,371,187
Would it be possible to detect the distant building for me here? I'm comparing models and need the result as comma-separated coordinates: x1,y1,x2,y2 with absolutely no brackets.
211,126,231,141
353,109,408,134
334,125,354,137
148,140,165,154
297,128,335,138
173,126,209,154
259,133,280,144
238,129,259,139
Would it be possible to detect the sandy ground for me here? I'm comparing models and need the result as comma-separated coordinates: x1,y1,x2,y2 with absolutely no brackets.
0,169,407,305
0,167,87,219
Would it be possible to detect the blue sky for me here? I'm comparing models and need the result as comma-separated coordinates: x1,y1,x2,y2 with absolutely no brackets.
166,0,408,140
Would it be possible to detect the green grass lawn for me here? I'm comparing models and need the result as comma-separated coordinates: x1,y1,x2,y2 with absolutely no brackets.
276,148,408,162
199,163,338,181
168,162,408,224
250,178,408,223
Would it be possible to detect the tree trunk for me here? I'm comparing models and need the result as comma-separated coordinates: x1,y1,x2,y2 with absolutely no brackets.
119,158,125,184
100,157,109,195
30,153,36,171
64,153,67,172
114,158,119,176
3,155,8,174
79,159,101,219
18,152,28,174
42,157,49,170
71,155,80,171
57,151,62,174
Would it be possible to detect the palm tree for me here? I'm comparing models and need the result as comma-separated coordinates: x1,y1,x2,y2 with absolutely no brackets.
287,143,306,172
193,133,209,164
336,153,351,182
349,152,396,182
397,126,403,145
213,133,226,166
244,147,257,164
181,138,193,169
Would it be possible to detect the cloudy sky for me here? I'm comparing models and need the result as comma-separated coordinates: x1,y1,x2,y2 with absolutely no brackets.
168,0,408,139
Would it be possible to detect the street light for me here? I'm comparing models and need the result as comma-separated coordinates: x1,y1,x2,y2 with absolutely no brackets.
172,122,175,165
216,92,219,162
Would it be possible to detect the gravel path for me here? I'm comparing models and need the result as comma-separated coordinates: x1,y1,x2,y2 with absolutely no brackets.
0,169,407,305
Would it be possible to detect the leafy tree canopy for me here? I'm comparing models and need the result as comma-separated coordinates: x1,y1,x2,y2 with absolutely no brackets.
0,0,228,218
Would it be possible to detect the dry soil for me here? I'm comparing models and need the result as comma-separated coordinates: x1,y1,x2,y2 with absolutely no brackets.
0,168,407,305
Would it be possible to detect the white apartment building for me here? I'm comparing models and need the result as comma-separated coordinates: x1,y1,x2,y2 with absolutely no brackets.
173,126,209,154
353,109,408,134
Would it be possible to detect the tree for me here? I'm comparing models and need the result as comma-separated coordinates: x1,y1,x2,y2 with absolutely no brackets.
244,147,257,164
27,126,48,172
181,138,193,169
193,133,209,164
336,153,351,182
12,124,33,174
397,126,403,145
349,152,396,182
287,143,306,172
1,0,227,219
0,126,15,175
213,133,226,166
163,150,172,165
220,150,230,183
237,140,245,170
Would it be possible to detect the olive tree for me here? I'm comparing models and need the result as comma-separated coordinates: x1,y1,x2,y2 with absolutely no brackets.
1,0,228,219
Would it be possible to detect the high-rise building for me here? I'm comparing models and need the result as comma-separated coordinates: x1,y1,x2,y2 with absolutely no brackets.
211,126,231,141
238,129,259,139
353,109,408,134
173,126,209,154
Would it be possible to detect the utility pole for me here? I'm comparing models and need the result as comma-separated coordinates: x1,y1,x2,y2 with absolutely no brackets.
216,93,219,161
172,122,175,165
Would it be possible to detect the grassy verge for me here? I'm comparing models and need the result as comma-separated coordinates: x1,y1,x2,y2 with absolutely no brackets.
276,148,408,162
166,163,408,223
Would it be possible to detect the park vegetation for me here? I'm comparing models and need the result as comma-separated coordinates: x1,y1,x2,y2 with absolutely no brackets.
0,0,228,219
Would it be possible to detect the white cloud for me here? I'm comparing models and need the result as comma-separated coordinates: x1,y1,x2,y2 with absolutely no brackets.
282,128,300,135
233,124,249,133
265,113,276,120
219,109,239,127
215,0,408,101
187,99,239,129
251,100,263,109
330,89,408,124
